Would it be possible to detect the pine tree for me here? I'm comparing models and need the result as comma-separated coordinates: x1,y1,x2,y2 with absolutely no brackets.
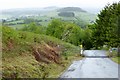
93,2,120,48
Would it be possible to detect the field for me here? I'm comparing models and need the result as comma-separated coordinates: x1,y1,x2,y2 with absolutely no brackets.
2,8,97,29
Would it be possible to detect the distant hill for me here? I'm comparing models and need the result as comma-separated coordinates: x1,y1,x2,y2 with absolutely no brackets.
57,7,86,12
1,6,96,28
58,12,75,17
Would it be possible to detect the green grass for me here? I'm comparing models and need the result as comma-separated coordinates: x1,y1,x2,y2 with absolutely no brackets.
2,26,82,78
106,51,120,64
111,57,120,64
2,52,82,78
3,10,97,29
9,24,25,29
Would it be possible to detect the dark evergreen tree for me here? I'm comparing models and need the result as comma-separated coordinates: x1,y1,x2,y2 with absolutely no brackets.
92,2,120,48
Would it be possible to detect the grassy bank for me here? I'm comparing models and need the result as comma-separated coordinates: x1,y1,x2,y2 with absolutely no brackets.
111,57,120,64
106,51,120,64
2,26,82,78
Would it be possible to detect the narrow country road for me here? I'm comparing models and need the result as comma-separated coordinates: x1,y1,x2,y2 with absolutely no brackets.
60,50,119,79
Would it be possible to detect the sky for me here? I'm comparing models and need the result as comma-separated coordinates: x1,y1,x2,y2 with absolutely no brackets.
1,0,119,11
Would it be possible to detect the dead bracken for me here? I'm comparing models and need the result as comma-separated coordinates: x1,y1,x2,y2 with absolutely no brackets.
32,42,61,64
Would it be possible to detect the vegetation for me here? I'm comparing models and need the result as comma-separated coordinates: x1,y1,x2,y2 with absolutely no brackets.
58,12,75,17
57,7,86,12
2,15,93,78
46,19,93,49
2,26,82,78
2,7,96,28
112,57,120,64
107,51,120,64
90,2,120,48
2,2,120,78
89,2,120,62
20,22,46,34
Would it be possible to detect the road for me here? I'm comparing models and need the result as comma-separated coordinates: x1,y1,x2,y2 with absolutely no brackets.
60,50,119,79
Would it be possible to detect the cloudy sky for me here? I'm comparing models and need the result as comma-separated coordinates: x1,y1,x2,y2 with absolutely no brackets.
1,0,119,12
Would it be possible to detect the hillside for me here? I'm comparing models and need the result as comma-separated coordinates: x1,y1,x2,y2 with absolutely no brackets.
1,7,96,29
2,26,82,78
57,7,86,12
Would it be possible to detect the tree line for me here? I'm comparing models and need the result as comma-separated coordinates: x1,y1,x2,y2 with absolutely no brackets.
20,2,120,51
21,19,92,49
90,2,120,48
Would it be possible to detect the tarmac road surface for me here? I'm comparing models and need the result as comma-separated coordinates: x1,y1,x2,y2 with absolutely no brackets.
60,50,119,79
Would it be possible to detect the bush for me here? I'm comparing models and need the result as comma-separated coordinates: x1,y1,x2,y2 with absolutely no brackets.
46,19,83,46
20,22,46,34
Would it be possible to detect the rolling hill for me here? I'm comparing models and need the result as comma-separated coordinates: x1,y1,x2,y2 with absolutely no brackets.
57,7,86,12
1,7,97,28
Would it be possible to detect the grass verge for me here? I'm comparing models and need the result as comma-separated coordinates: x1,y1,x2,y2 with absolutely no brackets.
106,51,120,64
111,57,120,64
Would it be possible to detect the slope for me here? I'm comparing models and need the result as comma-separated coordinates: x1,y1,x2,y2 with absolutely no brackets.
2,26,82,78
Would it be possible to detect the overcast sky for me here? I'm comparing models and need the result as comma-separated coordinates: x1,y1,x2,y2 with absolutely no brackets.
1,0,119,10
